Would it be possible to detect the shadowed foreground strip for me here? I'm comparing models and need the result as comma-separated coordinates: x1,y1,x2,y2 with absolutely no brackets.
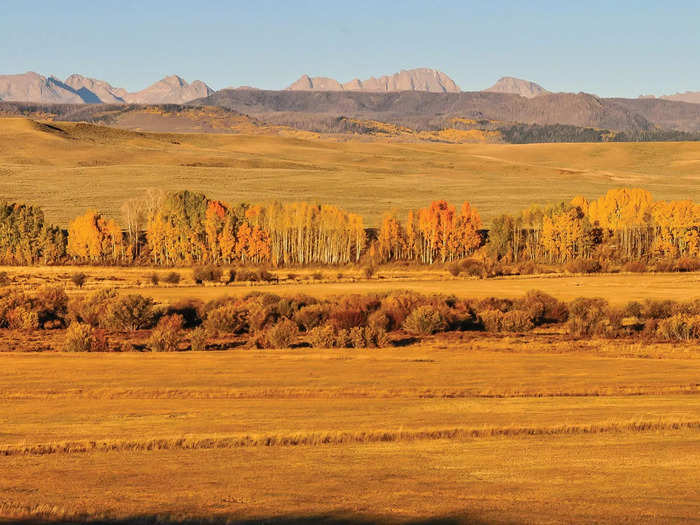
0,507,497,525
3,420,699,457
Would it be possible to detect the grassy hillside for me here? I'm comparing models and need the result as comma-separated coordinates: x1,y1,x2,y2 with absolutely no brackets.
1,117,700,226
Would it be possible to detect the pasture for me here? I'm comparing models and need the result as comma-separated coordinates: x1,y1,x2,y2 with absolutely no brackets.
1,117,700,226
1,344,699,523
3,264,700,305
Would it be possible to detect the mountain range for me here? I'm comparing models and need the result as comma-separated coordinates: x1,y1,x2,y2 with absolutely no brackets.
2,68,700,108
0,72,213,104
286,68,461,93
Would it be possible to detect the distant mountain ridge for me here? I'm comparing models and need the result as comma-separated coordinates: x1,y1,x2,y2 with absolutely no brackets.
287,68,461,93
659,92,700,104
484,77,549,98
0,72,212,104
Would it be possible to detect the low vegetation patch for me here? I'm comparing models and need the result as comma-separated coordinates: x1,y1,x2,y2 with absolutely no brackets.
4,284,700,351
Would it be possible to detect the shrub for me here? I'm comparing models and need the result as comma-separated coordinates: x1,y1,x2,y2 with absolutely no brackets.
565,258,601,274
367,310,390,332
567,297,610,337
642,299,675,320
294,304,328,331
500,310,534,332
402,305,446,336
329,306,366,330
248,304,279,332
204,303,249,335
148,314,184,352
68,288,119,327
235,270,257,282
5,306,39,331
34,285,69,328
517,290,568,325
106,294,157,331
166,299,203,328
257,269,276,282
622,301,644,318
335,328,352,348
0,272,10,285
163,271,181,284
149,272,160,286
286,273,297,281
381,292,426,329
515,261,540,275
312,271,323,281
264,318,298,348
190,326,208,351
675,257,700,272
447,261,461,277
63,322,107,352
622,261,647,273
309,324,337,348
478,309,504,332
193,266,222,284
461,260,486,278
477,297,513,313
364,325,389,347
349,326,366,348
656,314,700,341
70,272,87,288
363,266,375,279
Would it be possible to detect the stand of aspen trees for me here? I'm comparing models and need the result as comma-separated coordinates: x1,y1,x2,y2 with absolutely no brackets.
0,188,698,266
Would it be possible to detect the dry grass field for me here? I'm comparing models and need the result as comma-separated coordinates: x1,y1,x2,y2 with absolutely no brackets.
2,343,700,523
3,264,700,305
1,117,700,226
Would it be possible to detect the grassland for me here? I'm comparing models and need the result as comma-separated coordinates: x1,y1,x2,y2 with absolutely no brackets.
4,264,700,305
1,343,699,523
1,117,700,226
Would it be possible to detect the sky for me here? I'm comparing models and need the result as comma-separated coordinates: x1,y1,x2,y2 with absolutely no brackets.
1,1,699,97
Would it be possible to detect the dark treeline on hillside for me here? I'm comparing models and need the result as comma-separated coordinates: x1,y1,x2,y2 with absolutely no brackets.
499,124,700,144
0,188,699,273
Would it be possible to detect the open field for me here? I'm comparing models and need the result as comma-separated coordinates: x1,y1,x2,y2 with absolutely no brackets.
4,264,700,305
1,345,700,523
1,117,700,226
124,272,700,306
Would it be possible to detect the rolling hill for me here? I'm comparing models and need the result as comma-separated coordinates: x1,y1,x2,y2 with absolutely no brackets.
1,117,699,228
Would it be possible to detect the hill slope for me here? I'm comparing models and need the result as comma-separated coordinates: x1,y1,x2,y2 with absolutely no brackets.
1,118,699,227
660,91,700,104
192,89,655,132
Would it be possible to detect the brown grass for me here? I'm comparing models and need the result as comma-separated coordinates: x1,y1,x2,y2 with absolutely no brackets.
3,420,699,457
3,264,700,306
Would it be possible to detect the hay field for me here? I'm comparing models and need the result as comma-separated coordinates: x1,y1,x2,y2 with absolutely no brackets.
125,272,700,306
4,264,700,305
1,344,699,523
1,117,700,226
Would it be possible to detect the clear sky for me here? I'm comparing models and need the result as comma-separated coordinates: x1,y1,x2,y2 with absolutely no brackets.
1,1,698,97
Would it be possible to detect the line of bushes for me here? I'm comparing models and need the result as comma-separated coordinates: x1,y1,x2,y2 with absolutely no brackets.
3,286,700,351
